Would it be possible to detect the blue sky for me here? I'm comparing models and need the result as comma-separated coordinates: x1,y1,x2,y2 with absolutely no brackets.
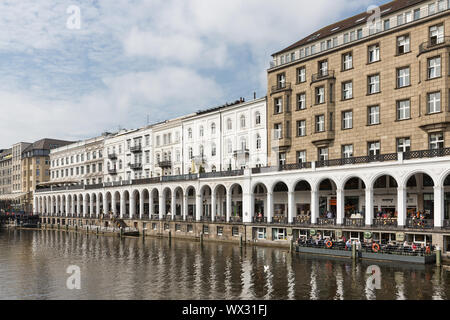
0,0,386,146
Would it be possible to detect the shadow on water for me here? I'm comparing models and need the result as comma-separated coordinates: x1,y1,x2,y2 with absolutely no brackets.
0,229,448,300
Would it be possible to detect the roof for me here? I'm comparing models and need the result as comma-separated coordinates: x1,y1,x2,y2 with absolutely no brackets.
22,138,74,154
273,0,426,56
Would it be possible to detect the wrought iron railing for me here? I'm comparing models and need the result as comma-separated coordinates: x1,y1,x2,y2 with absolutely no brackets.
129,163,143,170
403,147,450,160
344,218,365,227
200,169,244,179
130,145,142,153
271,82,291,94
293,215,311,226
372,218,398,228
317,218,336,225
108,153,117,160
252,216,267,224
229,216,242,223
132,177,160,185
406,218,434,230
157,161,172,168
214,216,226,223
162,174,198,182
311,70,335,83
316,153,398,168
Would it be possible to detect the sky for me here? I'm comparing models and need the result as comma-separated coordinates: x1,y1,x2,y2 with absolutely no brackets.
0,0,386,146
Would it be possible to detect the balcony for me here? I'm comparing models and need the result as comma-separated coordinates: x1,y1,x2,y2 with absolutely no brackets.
128,163,142,171
293,215,311,226
108,153,117,160
229,216,242,223
130,145,142,153
372,218,397,229
419,36,450,54
317,218,336,226
233,149,249,157
344,218,365,228
193,155,205,165
157,160,172,168
316,153,397,168
270,82,291,95
199,169,244,179
252,216,267,224
311,70,335,84
271,215,287,225
404,147,450,160
107,168,117,175
406,219,434,230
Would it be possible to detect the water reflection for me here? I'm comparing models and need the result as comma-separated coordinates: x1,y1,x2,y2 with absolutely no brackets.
0,229,449,300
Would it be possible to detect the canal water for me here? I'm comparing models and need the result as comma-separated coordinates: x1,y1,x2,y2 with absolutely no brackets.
0,229,449,300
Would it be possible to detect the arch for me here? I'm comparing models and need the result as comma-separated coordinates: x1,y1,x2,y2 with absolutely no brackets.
122,190,130,218
369,172,399,189
313,177,338,192
141,188,150,218
130,189,140,219
401,169,438,188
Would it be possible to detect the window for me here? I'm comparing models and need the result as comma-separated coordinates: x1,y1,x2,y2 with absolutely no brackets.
429,132,444,149
297,150,306,164
438,0,445,11
342,111,353,129
427,92,441,114
315,115,325,132
428,56,441,79
278,152,286,166
274,97,283,113
343,33,349,43
277,73,286,89
342,52,352,70
211,123,216,134
405,11,412,23
384,19,390,30
397,99,411,120
397,67,410,88
274,123,283,139
318,147,328,161
428,3,436,15
297,67,306,83
342,145,353,158
256,134,262,150
397,14,404,25
397,137,411,152
368,141,380,156
414,8,420,20
227,140,232,154
368,74,380,94
429,25,444,45
240,138,247,151
368,105,380,125
297,93,306,110
368,44,380,63
315,86,325,104
342,81,352,100
240,115,246,128
227,119,232,130
297,120,306,136
255,112,261,125
211,143,216,157
397,35,410,54
318,60,328,76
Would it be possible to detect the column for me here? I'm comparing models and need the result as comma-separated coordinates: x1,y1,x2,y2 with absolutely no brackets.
139,191,144,219
55,197,59,215
211,191,216,222
242,192,253,224
33,197,37,215
66,197,70,217
50,197,54,216
120,193,125,219
310,189,319,224
171,192,176,220
149,192,154,217
365,187,374,226
183,193,188,221
71,197,75,216
89,196,94,217
83,196,88,218
397,186,406,227
130,193,136,219
96,194,101,217
226,190,232,222
336,188,344,225
103,194,108,216
159,194,165,219
267,191,273,223
196,193,202,221
60,198,64,216
112,193,117,216
434,186,444,228
288,191,295,224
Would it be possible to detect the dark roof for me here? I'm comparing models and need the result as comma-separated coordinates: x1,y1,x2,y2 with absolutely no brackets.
22,138,73,154
273,0,426,56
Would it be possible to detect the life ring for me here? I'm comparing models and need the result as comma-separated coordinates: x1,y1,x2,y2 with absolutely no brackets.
425,246,431,254
372,243,380,253
325,240,333,248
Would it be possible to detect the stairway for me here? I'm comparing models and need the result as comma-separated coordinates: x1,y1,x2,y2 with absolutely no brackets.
111,217,127,229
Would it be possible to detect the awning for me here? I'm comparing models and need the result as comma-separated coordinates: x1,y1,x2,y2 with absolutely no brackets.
0,192,28,201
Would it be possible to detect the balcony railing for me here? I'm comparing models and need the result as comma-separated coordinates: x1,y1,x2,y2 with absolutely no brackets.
404,147,450,160
107,168,117,175
344,218,365,227
317,218,336,226
108,153,117,160
150,214,159,221
157,160,172,168
130,145,142,153
406,218,434,230
229,216,242,223
419,36,450,54
373,218,397,228
129,163,143,170
271,82,291,94
233,149,249,157
252,162,311,174
214,216,226,223
200,216,212,222
200,169,244,179
293,215,311,226
161,174,198,182
132,177,161,185
311,70,335,83
252,216,267,224
271,216,288,225
316,153,397,168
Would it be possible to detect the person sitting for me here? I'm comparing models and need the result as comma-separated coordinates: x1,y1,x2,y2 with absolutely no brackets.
345,239,352,250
